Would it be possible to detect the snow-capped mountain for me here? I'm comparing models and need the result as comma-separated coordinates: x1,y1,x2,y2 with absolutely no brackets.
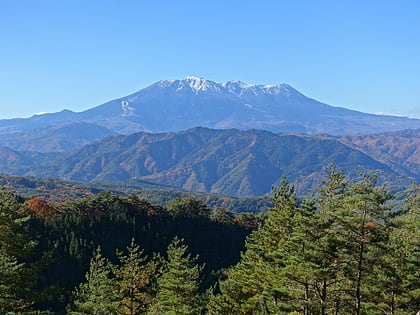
1,76,419,135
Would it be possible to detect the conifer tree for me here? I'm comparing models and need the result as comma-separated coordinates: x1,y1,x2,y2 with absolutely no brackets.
209,178,316,314
328,172,394,314
115,238,156,315
149,237,203,315
0,249,29,312
376,184,420,314
0,190,38,312
68,247,120,314
314,164,350,314
166,197,211,219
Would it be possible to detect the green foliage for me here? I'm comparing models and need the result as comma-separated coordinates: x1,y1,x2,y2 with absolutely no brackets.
115,238,156,314
0,190,41,313
165,197,211,219
68,247,120,315
1,166,418,314
209,177,309,314
150,237,204,315
210,207,235,224
378,184,420,314
210,167,418,315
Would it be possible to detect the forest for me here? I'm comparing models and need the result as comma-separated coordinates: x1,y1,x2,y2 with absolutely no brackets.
0,165,418,314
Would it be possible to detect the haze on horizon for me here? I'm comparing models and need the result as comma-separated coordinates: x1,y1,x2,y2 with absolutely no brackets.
1,1,419,120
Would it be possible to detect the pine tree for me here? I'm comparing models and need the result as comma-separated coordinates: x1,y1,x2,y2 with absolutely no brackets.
329,172,394,315
149,237,203,315
115,238,156,314
0,190,38,312
68,247,120,314
209,178,316,314
376,184,420,314
0,249,28,312
314,164,350,314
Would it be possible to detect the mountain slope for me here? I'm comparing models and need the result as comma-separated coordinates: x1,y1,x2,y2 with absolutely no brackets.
0,121,116,152
23,127,408,196
318,129,420,178
1,77,419,136
0,147,62,174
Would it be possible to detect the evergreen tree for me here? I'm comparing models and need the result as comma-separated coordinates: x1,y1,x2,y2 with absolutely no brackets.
0,190,38,312
209,178,315,314
314,164,350,314
210,207,235,224
68,247,120,314
376,184,420,314
115,238,156,315
0,249,29,312
166,197,211,219
328,172,394,314
149,237,203,315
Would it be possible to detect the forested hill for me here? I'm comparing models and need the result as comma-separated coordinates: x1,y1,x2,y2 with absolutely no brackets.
0,168,418,314
0,174,272,213
20,127,412,196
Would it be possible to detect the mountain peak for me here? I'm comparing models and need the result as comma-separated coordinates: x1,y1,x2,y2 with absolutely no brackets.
2,77,420,136
153,77,298,97
182,76,220,93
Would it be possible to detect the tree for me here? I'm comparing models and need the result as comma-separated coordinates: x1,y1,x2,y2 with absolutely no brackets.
210,207,235,224
25,197,56,219
376,184,420,314
68,247,120,314
0,190,39,312
313,164,350,314
115,238,156,315
209,178,315,314
166,197,211,219
344,173,393,314
150,237,203,315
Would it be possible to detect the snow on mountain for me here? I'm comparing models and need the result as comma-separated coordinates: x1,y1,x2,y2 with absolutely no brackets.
150,76,296,97
1,76,420,135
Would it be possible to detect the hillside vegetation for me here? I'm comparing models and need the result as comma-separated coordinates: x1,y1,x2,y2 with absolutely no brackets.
0,166,418,314
6,127,413,196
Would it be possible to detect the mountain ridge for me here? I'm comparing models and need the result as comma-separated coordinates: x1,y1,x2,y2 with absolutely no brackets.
15,127,411,196
1,77,419,136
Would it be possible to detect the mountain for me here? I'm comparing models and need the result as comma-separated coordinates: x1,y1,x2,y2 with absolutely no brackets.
0,121,116,152
0,147,62,174
318,129,420,178
21,127,410,196
1,77,419,136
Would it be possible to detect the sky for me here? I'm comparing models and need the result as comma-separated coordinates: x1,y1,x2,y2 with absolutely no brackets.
0,0,419,119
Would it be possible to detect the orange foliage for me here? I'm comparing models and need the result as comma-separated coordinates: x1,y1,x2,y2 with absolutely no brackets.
25,197,56,219
365,221,377,228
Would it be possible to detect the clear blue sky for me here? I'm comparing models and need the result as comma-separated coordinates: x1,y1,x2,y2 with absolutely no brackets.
1,0,419,119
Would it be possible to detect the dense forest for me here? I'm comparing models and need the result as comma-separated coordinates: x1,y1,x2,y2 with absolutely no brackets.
0,165,418,314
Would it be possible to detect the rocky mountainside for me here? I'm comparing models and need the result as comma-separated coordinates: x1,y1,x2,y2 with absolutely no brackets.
14,127,410,196
1,77,419,137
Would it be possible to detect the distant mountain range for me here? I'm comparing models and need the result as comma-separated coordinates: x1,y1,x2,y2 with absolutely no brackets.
318,129,420,179
1,77,419,137
0,122,116,152
0,77,418,197
2,127,416,196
